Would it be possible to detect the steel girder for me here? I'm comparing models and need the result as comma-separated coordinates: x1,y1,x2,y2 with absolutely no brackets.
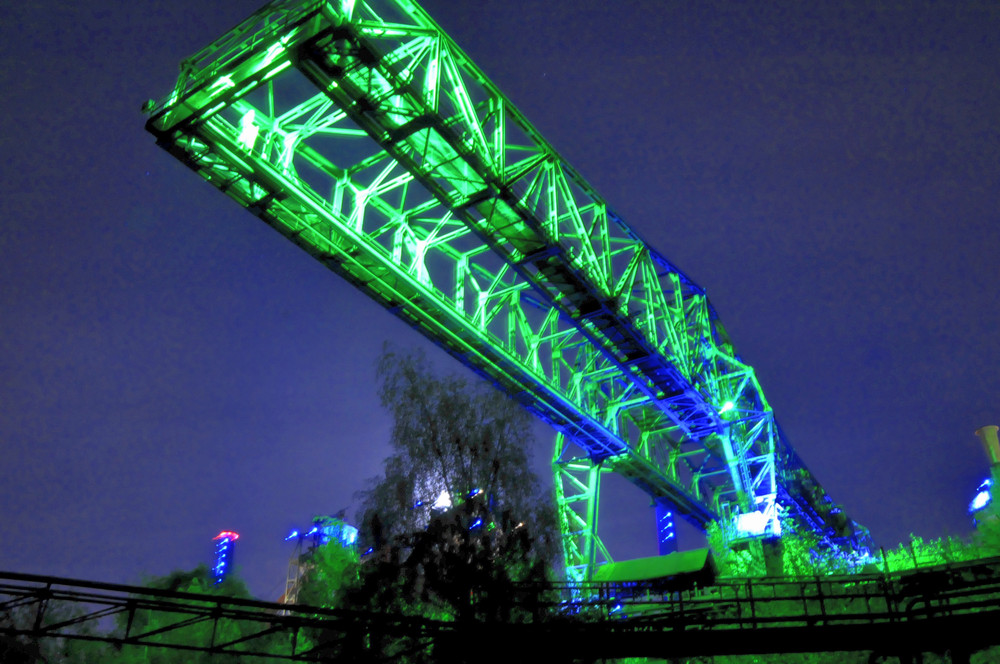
0,570,434,660
145,0,868,580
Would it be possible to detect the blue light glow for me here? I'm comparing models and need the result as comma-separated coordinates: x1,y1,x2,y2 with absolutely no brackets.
287,517,360,551
469,518,483,530
969,477,993,514
655,501,677,555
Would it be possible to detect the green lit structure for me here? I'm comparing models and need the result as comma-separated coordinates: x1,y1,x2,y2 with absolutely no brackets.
145,0,870,582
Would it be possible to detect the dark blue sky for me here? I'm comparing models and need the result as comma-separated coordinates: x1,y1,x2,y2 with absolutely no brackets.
1,0,998,600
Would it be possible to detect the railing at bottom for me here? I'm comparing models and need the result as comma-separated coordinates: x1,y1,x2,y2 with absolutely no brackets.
3,557,1000,661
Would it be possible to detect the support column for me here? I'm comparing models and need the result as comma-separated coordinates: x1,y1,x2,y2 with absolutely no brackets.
553,433,612,582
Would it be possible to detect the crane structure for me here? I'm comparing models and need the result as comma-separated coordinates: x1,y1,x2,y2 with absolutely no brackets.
145,0,870,582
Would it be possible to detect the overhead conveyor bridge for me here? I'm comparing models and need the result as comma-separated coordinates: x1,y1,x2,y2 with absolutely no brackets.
145,0,871,581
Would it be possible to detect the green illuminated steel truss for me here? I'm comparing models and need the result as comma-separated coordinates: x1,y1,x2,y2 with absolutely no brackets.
146,0,869,582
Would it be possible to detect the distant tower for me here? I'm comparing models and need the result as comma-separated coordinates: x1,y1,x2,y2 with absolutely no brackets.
212,531,239,584
281,515,358,605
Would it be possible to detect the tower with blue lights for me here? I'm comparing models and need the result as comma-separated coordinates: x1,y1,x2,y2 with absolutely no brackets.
212,531,239,584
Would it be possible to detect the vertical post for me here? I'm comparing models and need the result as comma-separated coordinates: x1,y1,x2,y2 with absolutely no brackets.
584,462,603,576
32,584,51,635
815,576,825,623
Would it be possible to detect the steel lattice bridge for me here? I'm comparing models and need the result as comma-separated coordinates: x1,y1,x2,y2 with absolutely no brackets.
145,0,871,580
5,562,1000,661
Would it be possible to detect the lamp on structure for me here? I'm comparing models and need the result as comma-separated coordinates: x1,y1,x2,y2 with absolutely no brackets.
971,426,1000,522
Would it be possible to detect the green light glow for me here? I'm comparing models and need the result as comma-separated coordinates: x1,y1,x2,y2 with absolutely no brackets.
210,75,235,92
237,109,259,151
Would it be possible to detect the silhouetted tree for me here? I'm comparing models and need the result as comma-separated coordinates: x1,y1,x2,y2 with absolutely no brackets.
352,346,557,624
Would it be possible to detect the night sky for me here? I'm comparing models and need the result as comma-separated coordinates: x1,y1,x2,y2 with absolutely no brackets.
2,0,998,601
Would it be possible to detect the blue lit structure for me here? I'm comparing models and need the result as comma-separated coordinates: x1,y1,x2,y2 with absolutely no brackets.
211,531,238,584
285,515,358,549
282,515,359,605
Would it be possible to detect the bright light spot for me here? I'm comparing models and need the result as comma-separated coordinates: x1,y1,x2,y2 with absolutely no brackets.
735,511,768,537
433,490,452,510
970,477,993,514
720,400,735,414
237,109,259,151
209,75,235,92
262,40,287,66
970,490,992,513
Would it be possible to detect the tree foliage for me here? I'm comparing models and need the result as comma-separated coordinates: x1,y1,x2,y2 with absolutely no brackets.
105,565,285,664
352,347,558,622
706,521,765,579
6,565,291,664
294,538,360,609
881,531,998,573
